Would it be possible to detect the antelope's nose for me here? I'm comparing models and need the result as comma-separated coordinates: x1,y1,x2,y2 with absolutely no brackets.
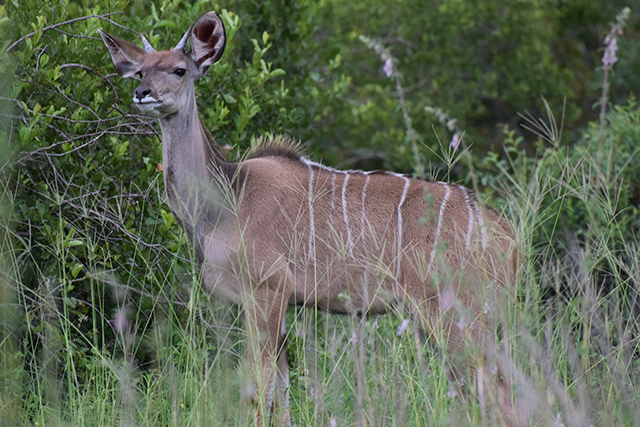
135,88,151,101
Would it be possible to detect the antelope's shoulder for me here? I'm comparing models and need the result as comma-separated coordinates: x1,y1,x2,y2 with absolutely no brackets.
235,135,304,185
239,157,297,185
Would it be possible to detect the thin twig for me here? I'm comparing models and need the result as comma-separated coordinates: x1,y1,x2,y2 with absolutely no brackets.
2,12,125,60
0,12,126,60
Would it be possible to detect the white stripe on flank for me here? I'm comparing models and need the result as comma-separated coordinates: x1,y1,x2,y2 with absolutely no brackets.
468,195,487,250
430,184,451,262
361,175,370,250
298,156,421,261
342,174,354,256
476,203,487,250
396,176,410,275
387,171,407,179
300,155,366,175
306,164,315,258
458,185,474,251
330,173,337,223
300,156,333,173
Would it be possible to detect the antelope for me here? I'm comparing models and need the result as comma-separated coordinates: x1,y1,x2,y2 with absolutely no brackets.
101,11,518,426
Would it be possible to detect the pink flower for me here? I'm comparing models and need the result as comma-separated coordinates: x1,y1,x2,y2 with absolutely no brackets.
396,318,409,336
383,58,393,77
602,36,618,68
450,132,462,150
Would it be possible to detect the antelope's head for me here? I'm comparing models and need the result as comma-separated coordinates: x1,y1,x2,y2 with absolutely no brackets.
99,11,226,118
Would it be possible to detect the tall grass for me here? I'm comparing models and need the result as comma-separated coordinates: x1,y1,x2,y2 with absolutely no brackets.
2,113,639,426
2,9,639,427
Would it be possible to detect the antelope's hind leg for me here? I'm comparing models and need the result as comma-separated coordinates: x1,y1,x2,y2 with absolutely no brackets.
446,302,517,426
409,276,516,425
242,271,293,427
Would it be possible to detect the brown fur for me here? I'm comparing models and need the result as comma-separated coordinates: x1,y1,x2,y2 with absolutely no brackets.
102,11,519,427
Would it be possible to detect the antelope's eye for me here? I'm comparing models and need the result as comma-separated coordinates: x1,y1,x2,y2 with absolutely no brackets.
174,68,186,77
136,71,143,78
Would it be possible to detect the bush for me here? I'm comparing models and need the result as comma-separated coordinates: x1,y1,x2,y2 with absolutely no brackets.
0,0,299,404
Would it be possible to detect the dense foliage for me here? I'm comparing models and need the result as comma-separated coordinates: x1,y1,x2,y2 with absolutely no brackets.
1,0,639,425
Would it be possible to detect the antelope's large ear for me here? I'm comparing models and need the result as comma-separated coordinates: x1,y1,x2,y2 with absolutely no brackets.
186,11,226,75
99,30,145,78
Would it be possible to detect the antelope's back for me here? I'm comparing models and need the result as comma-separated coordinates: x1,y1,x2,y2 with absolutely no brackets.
228,154,516,313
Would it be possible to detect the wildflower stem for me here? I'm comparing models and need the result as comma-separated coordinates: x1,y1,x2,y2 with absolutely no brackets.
598,7,630,152
359,35,424,177
598,60,611,151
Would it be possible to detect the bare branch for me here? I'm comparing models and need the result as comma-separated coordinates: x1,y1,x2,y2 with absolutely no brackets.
2,12,126,60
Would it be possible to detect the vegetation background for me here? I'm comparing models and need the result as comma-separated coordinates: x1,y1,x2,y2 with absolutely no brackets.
1,0,639,425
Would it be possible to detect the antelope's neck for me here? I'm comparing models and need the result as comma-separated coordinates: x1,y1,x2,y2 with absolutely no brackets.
158,89,230,247
159,92,213,188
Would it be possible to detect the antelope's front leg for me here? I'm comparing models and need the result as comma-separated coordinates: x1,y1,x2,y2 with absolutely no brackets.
243,284,291,427
273,342,291,425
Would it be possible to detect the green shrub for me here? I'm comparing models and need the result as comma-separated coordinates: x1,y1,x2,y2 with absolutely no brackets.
1,1,297,417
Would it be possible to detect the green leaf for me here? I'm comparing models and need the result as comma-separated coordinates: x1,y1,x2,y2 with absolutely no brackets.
70,263,84,279
66,240,84,248
114,141,129,158
64,297,77,309
223,93,237,104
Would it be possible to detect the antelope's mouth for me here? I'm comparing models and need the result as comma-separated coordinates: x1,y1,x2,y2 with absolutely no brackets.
133,97,163,114
134,96,161,105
